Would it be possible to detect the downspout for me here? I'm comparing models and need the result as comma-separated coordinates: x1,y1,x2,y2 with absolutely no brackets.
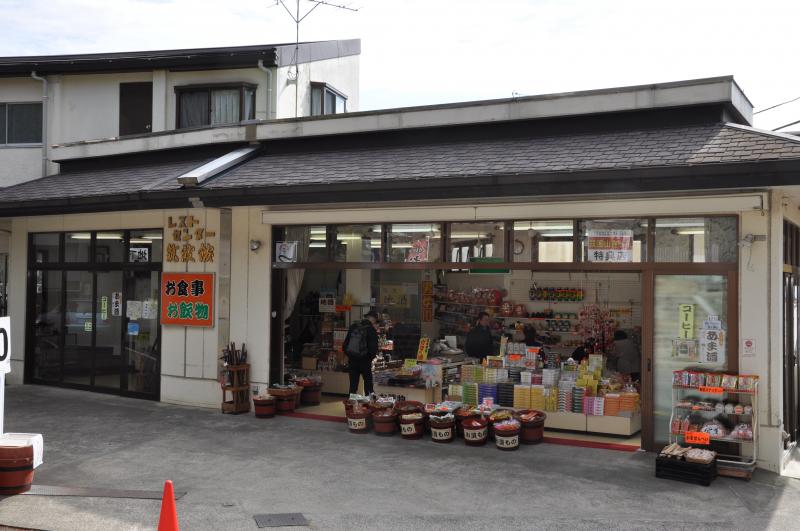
30,71,48,177
256,60,274,120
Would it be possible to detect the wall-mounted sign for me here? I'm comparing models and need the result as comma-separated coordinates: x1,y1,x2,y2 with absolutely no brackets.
275,241,298,263
161,272,215,327
678,304,695,340
587,229,633,263
405,239,429,263
421,280,433,323
100,296,109,321
742,338,756,358
165,215,216,264
318,292,336,313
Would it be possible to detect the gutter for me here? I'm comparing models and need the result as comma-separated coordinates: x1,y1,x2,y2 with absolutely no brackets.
256,60,275,120
30,71,48,177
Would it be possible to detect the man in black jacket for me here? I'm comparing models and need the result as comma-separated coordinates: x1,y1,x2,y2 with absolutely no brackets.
465,312,495,361
343,311,380,395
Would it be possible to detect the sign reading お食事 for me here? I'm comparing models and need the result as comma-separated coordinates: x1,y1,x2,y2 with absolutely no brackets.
161,272,215,327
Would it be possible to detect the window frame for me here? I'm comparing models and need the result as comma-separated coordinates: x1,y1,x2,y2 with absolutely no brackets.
0,101,43,146
310,82,348,116
174,82,257,129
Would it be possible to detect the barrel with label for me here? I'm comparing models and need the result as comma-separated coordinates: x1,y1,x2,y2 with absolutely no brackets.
399,414,425,440
429,417,455,443
462,417,489,446
494,421,521,451
0,445,34,495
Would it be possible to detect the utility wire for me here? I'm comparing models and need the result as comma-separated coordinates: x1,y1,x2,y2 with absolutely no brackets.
773,118,800,132
754,94,800,115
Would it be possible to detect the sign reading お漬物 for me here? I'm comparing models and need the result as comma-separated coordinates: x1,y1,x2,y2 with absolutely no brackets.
161,272,215,327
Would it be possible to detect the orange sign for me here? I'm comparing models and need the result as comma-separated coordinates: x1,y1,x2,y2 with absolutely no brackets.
684,431,710,445
421,280,434,322
161,272,214,327
699,386,724,394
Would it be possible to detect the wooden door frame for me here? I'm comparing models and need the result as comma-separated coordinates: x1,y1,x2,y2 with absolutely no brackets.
641,268,738,451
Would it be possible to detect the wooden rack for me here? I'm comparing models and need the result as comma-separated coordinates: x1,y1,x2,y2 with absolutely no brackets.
221,364,250,414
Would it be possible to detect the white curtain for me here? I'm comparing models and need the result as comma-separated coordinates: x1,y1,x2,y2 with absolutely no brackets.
212,89,240,125
284,269,305,320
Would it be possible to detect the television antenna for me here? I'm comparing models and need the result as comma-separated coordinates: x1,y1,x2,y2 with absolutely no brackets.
273,0,358,117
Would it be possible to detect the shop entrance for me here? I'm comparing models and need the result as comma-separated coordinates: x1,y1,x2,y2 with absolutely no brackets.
26,230,163,399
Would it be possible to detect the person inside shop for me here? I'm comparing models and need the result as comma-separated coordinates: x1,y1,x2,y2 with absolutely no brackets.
343,311,380,396
523,324,543,347
570,338,595,364
465,311,495,361
611,330,641,381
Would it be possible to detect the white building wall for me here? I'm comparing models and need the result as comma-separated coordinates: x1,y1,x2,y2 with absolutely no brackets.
276,54,360,119
0,77,44,187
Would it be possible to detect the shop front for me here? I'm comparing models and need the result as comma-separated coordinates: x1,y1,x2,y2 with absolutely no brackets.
267,204,742,452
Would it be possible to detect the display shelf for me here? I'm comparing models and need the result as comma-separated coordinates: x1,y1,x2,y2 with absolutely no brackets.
543,411,587,431
669,379,758,474
433,300,500,309
220,364,250,414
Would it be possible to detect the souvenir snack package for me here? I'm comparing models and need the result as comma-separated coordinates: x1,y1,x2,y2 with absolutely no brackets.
721,374,738,390
730,423,753,440
705,373,723,387
738,375,758,392
689,371,705,388
700,420,728,438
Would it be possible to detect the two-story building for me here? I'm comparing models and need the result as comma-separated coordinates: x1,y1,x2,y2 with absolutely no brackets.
2,74,800,477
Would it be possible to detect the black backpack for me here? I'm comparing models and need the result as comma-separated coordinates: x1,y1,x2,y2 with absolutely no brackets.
345,324,371,357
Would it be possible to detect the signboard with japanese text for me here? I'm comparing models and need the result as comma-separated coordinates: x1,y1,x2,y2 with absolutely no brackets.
275,241,298,263
586,229,633,263
698,325,725,365
421,280,433,322
165,214,216,264
161,272,215,327
678,304,695,339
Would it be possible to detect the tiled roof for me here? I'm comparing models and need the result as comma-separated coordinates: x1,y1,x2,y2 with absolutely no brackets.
2,123,800,208
0,157,210,204
206,123,800,189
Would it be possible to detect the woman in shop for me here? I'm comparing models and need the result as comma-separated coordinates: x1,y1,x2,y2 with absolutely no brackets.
343,311,380,395
611,330,641,382
465,312,495,361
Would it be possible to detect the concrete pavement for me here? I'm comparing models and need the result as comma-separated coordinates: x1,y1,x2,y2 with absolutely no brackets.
0,384,798,530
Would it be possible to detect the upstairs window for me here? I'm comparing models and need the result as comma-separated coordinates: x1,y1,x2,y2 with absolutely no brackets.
0,102,43,145
175,84,256,129
310,82,347,116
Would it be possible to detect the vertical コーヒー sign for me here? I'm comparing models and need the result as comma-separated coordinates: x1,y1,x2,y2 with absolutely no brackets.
161,273,215,327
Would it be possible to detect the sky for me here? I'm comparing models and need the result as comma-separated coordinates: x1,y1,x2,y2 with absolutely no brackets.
1,0,799,131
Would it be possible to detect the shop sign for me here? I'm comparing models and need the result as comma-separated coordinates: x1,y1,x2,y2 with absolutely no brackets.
100,296,109,321
380,284,410,308
431,427,452,440
495,434,519,448
165,215,216,264
699,327,725,365
587,229,633,263
678,304,695,340
421,280,434,322
742,338,756,358
111,292,122,317
464,427,487,441
405,239,429,263
161,272,215,327
699,386,724,395
684,431,710,445
403,359,418,369
275,241,298,263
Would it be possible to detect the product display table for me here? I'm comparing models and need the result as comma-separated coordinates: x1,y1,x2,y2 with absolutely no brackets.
373,384,441,404
544,411,641,435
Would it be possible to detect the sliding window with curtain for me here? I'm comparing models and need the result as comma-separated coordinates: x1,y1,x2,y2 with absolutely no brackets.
212,89,241,125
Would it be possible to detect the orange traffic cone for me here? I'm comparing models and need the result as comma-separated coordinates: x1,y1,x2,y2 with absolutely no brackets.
158,480,179,531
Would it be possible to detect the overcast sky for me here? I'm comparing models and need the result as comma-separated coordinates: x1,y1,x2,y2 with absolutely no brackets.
1,0,799,131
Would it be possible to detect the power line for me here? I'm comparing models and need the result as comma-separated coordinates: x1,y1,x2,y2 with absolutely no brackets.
754,94,800,115
773,118,800,132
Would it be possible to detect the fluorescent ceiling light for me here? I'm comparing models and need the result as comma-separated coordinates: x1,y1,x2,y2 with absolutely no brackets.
141,234,162,240
309,243,326,248
391,224,440,233
675,229,705,235
309,228,327,235
129,239,153,245
393,244,413,249
70,233,123,240
514,222,573,231
451,233,489,239
539,232,574,238
69,233,92,240
656,220,705,228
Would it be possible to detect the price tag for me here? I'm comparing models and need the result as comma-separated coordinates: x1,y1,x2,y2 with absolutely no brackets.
684,431,710,445
403,359,418,369
699,386,724,394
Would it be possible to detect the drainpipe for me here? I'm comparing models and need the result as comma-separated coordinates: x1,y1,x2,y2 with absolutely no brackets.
30,71,48,177
256,60,274,120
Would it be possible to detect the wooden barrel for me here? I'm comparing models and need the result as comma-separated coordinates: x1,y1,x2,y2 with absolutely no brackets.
0,445,34,495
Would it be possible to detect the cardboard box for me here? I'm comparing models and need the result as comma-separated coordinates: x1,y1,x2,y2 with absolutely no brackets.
302,357,318,370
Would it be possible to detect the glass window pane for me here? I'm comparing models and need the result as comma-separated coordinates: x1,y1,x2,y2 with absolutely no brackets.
211,88,240,124
7,103,42,143
311,87,322,116
653,274,729,444
387,223,442,262
129,230,162,263
32,233,60,263
335,94,346,113
450,222,506,262
324,90,336,115
513,220,574,262
581,219,647,263
95,271,123,390
95,231,126,263
179,91,209,128
334,224,381,262
32,270,62,382
655,217,737,263
282,225,329,262
243,87,255,120
65,232,92,263
63,270,94,386
0,104,6,144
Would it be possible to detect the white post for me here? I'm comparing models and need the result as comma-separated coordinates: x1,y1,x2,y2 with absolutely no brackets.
0,372,4,434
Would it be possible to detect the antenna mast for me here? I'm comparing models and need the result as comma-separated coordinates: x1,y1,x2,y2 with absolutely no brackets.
275,0,358,117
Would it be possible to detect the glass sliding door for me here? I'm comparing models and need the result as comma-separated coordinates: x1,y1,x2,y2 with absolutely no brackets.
124,270,160,395
94,271,124,390
62,270,94,386
652,274,733,445
31,270,62,382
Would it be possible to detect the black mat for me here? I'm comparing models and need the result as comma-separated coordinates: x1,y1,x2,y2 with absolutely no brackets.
254,513,309,528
